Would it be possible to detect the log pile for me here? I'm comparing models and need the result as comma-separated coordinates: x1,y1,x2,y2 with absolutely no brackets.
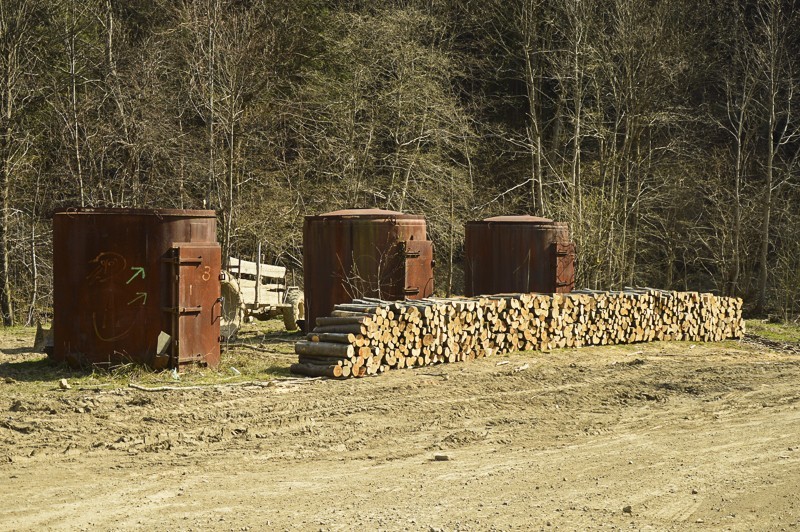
290,288,744,378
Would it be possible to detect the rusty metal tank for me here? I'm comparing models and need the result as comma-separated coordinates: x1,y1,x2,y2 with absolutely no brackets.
464,215,575,296
303,208,434,330
53,208,221,370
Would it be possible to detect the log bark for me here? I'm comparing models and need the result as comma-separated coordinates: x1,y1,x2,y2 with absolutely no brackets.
290,363,343,378
294,341,354,358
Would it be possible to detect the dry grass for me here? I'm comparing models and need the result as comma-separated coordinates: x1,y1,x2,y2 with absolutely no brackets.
0,319,303,394
746,319,800,342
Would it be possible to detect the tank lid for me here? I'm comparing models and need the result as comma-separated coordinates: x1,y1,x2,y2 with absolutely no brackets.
53,207,216,218
481,215,555,223
312,208,424,220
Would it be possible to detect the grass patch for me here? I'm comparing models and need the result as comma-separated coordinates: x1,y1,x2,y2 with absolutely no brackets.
745,319,800,343
0,320,301,394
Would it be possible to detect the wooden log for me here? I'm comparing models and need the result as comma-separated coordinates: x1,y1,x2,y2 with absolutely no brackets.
295,341,354,358
307,332,360,344
290,363,343,378
298,355,346,365
352,297,393,306
311,324,365,335
333,303,379,313
316,316,369,327
330,310,372,318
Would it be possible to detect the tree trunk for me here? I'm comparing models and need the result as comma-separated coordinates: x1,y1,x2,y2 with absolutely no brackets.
206,0,217,209
756,0,780,314
1,46,14,326
522,1,545,216
757,96,774,313
447,187,454,297
68,2,84,206
0,148,12,326
729,86,747,297
26,172,41,326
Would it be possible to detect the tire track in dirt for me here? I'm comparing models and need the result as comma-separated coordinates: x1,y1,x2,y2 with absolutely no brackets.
1,350,790,463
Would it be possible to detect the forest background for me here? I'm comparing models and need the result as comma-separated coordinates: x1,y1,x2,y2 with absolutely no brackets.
1,0,798,326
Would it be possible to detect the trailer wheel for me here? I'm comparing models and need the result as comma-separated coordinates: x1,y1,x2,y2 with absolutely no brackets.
220,273,245,340
283,287,305,331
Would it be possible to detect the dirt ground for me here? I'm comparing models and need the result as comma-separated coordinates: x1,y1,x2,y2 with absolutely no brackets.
1,325,800,531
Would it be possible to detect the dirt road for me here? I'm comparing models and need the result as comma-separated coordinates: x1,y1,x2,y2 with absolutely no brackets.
2,339,799,530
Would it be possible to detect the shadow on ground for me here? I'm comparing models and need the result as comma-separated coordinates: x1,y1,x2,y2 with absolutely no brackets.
0,356,93,383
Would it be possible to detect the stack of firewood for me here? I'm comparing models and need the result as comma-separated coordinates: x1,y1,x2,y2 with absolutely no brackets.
290,288,745,378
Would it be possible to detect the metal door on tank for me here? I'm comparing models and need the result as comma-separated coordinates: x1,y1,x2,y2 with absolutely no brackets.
166,243,222,368
401,240,434,298
552,242,575,293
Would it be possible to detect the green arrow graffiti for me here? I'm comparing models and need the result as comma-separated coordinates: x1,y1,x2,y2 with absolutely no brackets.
127,292,148,306
126,266,146,284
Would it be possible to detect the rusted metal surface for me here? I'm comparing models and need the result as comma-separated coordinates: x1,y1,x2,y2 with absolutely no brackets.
464,215,575,296
303,208,434,331
552,241,576,292
52,208,220,369
401,240,435,298
167,243,222,368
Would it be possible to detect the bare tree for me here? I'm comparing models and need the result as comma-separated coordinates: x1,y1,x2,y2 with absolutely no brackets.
0,0,47,325
748,0,800,312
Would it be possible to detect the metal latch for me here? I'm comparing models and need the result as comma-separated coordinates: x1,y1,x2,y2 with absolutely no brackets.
163,254,203,265
178,353,204,363
553,242,575,256
162,306,203,315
